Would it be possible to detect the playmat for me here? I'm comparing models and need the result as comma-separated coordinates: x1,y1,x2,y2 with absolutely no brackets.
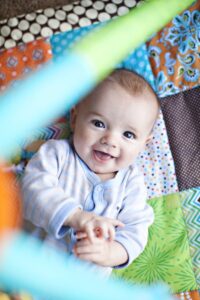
0,0,199,299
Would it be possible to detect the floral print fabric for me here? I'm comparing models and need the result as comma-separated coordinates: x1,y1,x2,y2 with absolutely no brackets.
147,1,200,98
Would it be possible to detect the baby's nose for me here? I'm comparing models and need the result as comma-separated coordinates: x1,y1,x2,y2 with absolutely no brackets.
100,133,117,148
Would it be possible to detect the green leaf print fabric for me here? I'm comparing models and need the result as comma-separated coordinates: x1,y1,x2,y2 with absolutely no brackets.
113,193,198,293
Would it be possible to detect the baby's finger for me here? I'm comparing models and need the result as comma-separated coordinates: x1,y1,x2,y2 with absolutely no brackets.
108,225,115,241
75,243,98,256
85,224,96,243
109,218,125,228
76,231,87,240
75,252,97,263
97,223,108,239
75,238,91,247
94,227,102,238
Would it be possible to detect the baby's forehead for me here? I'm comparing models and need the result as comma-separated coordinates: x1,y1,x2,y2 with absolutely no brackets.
79,79,158,111
100,79,156,99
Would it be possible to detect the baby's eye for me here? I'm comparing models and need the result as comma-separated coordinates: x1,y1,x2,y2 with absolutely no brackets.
123,131,136,140
92,120,105,128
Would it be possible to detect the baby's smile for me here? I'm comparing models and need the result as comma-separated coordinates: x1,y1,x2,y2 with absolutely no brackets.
93,149,115,163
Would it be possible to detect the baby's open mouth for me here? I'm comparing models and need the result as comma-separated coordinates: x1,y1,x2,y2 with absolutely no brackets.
93,150,114,161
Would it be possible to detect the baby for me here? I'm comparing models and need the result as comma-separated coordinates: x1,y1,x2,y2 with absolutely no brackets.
22,69,159,277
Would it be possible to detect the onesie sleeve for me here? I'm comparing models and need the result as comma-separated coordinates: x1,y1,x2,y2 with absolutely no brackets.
22,139,83,239
114,165,154,269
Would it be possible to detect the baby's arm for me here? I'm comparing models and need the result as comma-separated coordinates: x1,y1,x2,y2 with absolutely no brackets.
22,140,82,239
113,168,154,269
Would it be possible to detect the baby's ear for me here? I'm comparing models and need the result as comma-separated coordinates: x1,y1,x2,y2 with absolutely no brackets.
70,107,77,131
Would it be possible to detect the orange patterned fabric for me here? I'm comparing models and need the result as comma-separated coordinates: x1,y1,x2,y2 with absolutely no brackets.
0,291,33,300
147,1,200,98
0,290,199,300
0,165,21,234
175,290,200,300
0,38,52,92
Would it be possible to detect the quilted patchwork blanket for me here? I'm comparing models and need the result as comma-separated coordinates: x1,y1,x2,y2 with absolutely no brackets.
0,0,199,299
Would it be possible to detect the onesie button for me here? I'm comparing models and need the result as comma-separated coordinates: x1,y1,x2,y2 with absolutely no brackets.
95,185,102,192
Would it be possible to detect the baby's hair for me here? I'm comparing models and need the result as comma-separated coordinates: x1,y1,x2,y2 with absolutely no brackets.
79,68,159,112
106,68,158,100
104,69,160,134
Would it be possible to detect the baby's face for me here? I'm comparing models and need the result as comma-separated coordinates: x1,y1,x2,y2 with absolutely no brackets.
71,82,158,180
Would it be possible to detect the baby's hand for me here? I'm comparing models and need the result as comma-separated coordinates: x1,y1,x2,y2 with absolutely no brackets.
73,235,112,266
66,209,124,243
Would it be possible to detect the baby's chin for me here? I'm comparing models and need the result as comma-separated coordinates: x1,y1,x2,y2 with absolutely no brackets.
95,172,117,181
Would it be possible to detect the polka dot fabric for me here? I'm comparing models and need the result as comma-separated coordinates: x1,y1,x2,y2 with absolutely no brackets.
50,24,156,89
160,85,200,191
0,0,142,50
50,22,101,55
118,43,156,90
136,111,178,199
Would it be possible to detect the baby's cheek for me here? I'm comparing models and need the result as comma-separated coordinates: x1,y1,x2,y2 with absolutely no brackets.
122,151,137,166
80,128,93,140
118,152,134,169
